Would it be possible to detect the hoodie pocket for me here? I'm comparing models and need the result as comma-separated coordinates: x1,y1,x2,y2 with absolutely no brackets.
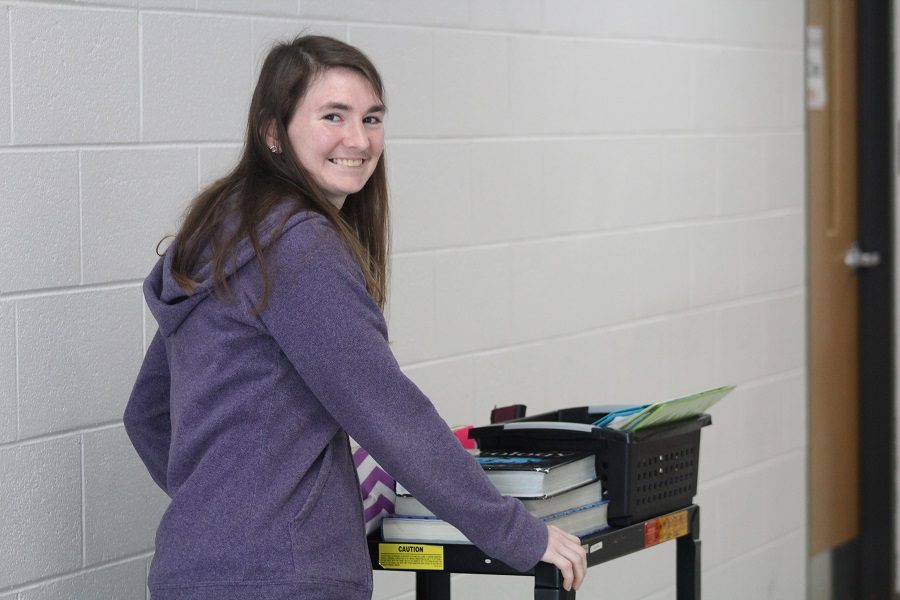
289,434,371,588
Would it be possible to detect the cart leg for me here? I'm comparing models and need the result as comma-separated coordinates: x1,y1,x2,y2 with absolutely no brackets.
416,571,450,600
534,562,577,600
676,535,701,600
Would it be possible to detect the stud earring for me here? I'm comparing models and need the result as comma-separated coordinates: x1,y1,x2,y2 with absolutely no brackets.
269,145,279,153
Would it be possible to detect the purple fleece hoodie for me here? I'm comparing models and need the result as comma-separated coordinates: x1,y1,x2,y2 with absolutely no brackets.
124,209,547,600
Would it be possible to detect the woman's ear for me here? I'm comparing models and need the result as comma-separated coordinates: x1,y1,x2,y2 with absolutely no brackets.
265,120,281,154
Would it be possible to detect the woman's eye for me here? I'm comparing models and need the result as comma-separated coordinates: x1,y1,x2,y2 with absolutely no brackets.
364,116,382,125
323,114,341,122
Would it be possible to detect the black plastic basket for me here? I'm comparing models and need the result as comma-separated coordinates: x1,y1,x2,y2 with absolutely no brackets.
469,408,711,526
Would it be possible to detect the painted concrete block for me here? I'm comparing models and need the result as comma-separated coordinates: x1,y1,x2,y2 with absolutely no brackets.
690,221,744,307
602,323,667,404
434,247,513,356
469,0,540,31
716,301,768,385
508,36,581,136
74,0,138,6
739,381,792,465
781,51,805,130
705,531,805,599
196,0,297,15
606,0,716,41
371,570,414,600
599,138,666,228
143,13,251,142
763,453,805,542
10,6,139,144
473,344,547,414
716,135,767,216
388,141,472,251
693,48,784,131
573,541,674,599
83,426,169,564
198,145,241,190
660,312,719,396
509,240,579,342
766,134,805,209
712,468,768,563
349,26,433,139
402,357,475,427
766,293,805,374
388,0,467,27
0,303,15,443
780,374,806,453
713,0,768,46
575,233,639,330
632,227,692,318
138,0,196,7
765,0,804,50
433,31,508,137
581,42,692,133
0,152,80,293
17,288,143,438
661,136,718,222
468,141,543,244
541,0,610,35
298,0,386,22
387,252,437,366
448,573,534,600
742,213,805,295
538,140,607,235
19,559,147,600
81,148,197,283
0,437,82,588
0,7,9,145
541,333,613,408
251,18,346,83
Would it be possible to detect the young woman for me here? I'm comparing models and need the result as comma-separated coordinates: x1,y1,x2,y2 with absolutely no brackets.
124,35,586,600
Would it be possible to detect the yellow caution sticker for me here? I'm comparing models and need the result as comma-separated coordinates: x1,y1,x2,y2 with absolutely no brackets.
378,543,445,570
644,510,689,548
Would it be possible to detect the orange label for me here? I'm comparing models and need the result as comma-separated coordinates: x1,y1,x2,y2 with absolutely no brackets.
644,510,689,547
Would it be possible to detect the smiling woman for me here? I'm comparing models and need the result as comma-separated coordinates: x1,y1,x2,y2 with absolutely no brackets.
277,67,386,210
123,35,585,600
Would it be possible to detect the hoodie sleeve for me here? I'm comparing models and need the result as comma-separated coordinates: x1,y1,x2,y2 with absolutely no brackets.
124,330,172,495
255,217,548,573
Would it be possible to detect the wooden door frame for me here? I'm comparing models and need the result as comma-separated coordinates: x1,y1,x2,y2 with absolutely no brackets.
857,0,895,597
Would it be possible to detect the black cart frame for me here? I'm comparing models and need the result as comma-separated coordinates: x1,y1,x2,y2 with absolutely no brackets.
369,504,700,600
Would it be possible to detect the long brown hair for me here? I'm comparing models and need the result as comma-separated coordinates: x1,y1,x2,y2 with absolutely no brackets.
170,35,390,311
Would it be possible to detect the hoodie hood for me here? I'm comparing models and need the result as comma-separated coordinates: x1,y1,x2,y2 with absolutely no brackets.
144,208,318,337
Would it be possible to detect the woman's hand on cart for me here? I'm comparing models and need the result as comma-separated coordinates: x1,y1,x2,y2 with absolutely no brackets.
541,525,587,591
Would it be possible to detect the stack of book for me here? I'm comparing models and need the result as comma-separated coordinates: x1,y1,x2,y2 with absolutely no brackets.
382,450,608,544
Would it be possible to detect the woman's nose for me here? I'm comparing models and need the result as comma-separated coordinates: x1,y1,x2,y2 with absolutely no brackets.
344,121,369,149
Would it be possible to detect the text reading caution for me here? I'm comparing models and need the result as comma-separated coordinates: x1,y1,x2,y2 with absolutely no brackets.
378,543,444,570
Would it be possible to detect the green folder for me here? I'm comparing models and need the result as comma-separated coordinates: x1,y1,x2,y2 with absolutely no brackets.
615,385,735,432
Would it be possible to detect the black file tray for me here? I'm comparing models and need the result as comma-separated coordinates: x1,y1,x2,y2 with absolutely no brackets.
469,409,712,526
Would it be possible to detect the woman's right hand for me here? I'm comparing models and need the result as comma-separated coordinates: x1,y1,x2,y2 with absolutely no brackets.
540,525,588,591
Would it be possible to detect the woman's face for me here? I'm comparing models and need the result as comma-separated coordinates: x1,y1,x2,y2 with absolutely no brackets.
286,67,385,210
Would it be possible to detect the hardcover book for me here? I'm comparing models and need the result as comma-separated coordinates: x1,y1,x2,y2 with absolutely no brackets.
394,479,604,520
382,499,609,545
395,450,597,498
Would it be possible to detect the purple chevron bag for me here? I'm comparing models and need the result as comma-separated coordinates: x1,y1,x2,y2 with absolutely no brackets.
352,444,396,534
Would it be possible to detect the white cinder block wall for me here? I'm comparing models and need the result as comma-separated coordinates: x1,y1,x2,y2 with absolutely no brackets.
0,1,806,599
